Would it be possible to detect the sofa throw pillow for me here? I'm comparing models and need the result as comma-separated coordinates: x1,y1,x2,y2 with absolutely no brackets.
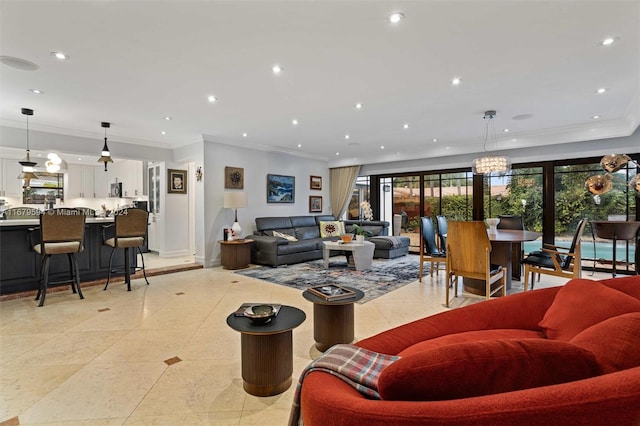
319,221,345,238
272,230,298,242
538,278,640,341
378,339,600,402
570,312,640,374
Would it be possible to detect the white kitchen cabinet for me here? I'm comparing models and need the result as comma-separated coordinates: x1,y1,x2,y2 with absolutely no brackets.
119,160,143,197
66,164,95,198
1,159,26,197
93,165,115,198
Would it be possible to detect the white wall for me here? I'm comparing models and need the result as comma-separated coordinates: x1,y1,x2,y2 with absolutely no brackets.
201,140,330,267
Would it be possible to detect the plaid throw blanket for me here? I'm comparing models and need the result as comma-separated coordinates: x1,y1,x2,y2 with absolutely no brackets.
288,344,400,426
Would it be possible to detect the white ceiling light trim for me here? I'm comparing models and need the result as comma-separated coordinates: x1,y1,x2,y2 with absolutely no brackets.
50,51,69,60
387,12,404,24
601,37,618,46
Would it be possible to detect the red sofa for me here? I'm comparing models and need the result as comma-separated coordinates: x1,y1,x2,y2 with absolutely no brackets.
300,276,640,425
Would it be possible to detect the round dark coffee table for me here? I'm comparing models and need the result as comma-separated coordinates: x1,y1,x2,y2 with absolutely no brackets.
226,305,306,396
302,286,364,352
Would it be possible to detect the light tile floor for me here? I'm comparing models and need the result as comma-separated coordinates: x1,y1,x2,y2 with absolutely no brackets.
0,260,612,425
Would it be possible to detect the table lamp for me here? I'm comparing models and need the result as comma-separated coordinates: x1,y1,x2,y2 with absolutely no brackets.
224,192,248,240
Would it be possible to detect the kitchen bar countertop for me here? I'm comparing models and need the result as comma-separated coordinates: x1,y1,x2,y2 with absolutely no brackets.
0,217,115,226
0,218,139,295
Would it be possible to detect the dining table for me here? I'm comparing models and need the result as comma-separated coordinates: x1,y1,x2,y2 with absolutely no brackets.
590,221,640,276
463,228,541,296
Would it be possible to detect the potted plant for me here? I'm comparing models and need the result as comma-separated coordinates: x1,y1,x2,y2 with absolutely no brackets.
352,224,366,243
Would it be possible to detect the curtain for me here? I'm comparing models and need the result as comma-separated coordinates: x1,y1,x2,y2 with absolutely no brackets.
330,165,361,219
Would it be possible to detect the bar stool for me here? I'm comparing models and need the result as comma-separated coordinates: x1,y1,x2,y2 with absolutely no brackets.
30,208,86,307
102,208,150,291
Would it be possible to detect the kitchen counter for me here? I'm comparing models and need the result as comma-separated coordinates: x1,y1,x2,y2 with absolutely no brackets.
0,217,114,226
0,218,139,295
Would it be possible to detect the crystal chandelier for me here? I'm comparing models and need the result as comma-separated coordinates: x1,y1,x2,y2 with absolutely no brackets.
472,110,511,175
585,154,640,197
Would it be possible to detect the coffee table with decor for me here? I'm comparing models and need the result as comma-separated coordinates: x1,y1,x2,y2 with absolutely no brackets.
303,286,365,351
226,305,305,396
322,240,375,271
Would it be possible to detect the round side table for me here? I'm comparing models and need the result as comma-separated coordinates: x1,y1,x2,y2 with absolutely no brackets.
302,286,364,352
226,305,305,396
219,239,254,270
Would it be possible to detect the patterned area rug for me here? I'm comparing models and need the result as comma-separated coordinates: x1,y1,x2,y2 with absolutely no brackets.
235,255,421,303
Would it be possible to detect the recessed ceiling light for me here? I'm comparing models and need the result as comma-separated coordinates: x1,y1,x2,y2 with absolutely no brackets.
503,128,509,132
161,131,166,135
78,157,82,161
592,115,600,119
445,146,450,150
336,152,340,156
432,138,438,142
596,88,607,94
403,123,409,129
164,116,172,120
207,95,218,103
345,134,350,139
29,89,44,94
242,132,248,137
292,119,299,125
272,65,282,74
380,146,385,149
387,12,404,24
451,77,462,85
297,144,302,148
51,51,69,60
512,138,517,142
601,37,618,46
354,103,363,109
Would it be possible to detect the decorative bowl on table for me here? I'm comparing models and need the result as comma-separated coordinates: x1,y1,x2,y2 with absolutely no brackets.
244,304,275,324
340,234,353,243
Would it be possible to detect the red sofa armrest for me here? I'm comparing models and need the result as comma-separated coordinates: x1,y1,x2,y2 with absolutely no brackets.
357,286,560,354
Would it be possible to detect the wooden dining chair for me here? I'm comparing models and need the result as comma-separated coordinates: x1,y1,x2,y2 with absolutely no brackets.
521,218,587,291
418,217,446,281
445,221,505,307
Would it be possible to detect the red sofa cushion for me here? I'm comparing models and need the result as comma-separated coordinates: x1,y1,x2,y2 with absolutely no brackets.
571,312,640,374
599,275,640,299
538,278,640,341
398,329,543,356
378,339,600,401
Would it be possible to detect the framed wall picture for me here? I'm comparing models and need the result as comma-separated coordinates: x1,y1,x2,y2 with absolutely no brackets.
225,166,244,189
310,175,322,190
309,195,322,212
168,169,187,194
267,174,295,203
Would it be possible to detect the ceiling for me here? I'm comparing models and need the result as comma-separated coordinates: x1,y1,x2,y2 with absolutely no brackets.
1,0,638,168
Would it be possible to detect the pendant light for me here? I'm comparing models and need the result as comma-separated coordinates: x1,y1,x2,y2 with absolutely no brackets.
17,108,39,189
98,121,113,171
472,110,511,175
